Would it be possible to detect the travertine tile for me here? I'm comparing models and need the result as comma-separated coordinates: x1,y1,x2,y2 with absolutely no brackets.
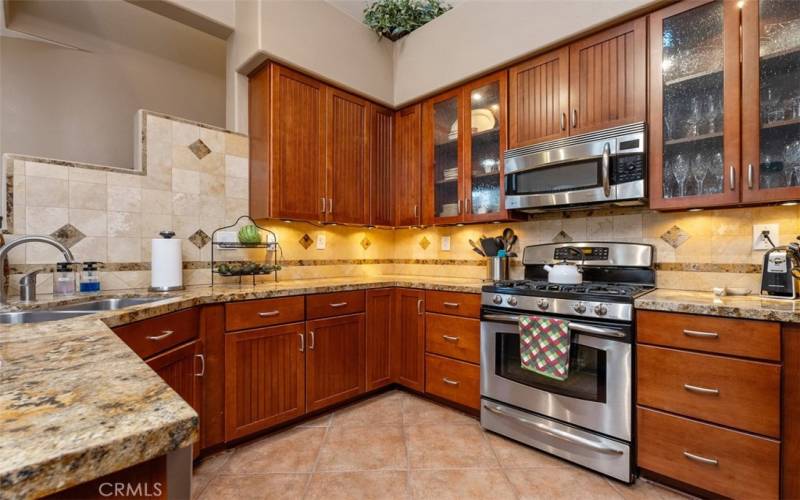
69,209,107,237
305,471,409,500
198,473,308,500
331,390,404,428
225,134,248,157
141,189,173,215
198,152,224,176
27,176,68,208
70,236,107,262
140,213,173,239
220,426,325,474
200,128,225,153
408,469,516,500
68,168,107,184
107,171,142,187
173,168,200,194
25,161,68,179
108,237,142,262
485,432,566,468
504,466,623,499
405,424,497,469
316,424,406,472
225,155,248,179
69,181,107,210
608,477,691,499
173,121,200,146
26,206,68,234
107,211,141,238
173,192,201,216
225,176,248,199
199,174,224,197
107,185,142,213
402,393,477,426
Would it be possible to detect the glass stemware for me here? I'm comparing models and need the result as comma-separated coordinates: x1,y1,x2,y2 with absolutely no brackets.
673,153,690,197
709,152,724,193
706,94,719,134
686,97,702,137
785,140,800,187
692,152,709,195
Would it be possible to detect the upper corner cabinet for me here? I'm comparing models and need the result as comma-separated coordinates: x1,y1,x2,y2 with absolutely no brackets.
649,0,742,209
422,70,512,224
741,0,800,204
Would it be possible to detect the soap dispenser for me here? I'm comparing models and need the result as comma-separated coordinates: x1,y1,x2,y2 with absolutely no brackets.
79,262,101,293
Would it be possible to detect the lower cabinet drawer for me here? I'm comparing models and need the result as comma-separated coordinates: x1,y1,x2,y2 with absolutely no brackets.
113,308,199,359
425,354,480,410
637,407,780,499
637,344,781,437
306,290,366,320
424,291,481,318
225,296,305,331
425,313,480,363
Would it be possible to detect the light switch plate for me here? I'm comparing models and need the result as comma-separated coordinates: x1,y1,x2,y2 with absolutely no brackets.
441,236,451,251
753,223,779,250
316,233,326,250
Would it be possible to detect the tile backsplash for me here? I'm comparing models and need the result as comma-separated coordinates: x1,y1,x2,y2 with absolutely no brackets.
3,110,798,295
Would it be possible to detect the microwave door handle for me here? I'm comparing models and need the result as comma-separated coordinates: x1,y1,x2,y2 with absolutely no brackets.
601,142,611,197
568,322,626,338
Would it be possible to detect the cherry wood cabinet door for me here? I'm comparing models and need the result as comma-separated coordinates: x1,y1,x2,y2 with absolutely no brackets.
326,88,369,224
569,17,646,135
200,304,226,451
224,322,306,441
509,47,570,148
248,64,270,219
741,0,800,204
306,313,366,412
394,104,422,226
366,288,393,390
270,64,326,221
649,1,741,210
423,88,465,225
391,288,426,392
370,104,394,227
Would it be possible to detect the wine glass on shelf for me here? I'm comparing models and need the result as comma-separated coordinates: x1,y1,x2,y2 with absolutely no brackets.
673,153,690,197
706,94,719,134
709,152,724,193
692,152,709,195
686,97,702,137
663,160,674,198
786,140,800,187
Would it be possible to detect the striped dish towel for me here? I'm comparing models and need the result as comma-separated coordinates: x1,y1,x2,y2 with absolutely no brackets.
519,315,571,381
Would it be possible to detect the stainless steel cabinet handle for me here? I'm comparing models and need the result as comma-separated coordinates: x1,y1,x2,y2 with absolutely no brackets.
601,142,611,197
442,335,460,342
683,451,719,466
484,404,623,455
328,198,333,214
298,333,305,352
683,329,719,339
258,310,280,318
413,204,418,219
560,112,566,131
321,197,326,214
465,197,471,214
443,302,460,308
329,302,348,308
146,330,174,341
442,377,460,386
195,354,205,377
417,299,424,315
308,331,315,350
684,384,720,395
747,163,754,189
730,165,736,190
457,199,462,215
571,109,577,128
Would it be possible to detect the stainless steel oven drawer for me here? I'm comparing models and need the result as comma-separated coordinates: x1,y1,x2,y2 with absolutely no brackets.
480,398,632,482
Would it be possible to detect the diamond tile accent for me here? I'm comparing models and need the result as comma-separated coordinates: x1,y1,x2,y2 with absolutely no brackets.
188,229,211,249
188,139,211,160
299,234,313,250
50,223,85,249
419,236,431,250
552,230,573,243
360,237,372,250
660,225,690,248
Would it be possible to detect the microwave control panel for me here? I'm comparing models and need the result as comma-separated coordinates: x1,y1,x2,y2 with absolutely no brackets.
611,154,645,184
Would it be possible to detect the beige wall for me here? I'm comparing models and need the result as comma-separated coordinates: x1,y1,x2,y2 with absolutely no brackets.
0,0,226,170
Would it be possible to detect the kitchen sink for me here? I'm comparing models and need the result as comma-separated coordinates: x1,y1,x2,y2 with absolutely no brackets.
0,310,94,324
54,296,172,311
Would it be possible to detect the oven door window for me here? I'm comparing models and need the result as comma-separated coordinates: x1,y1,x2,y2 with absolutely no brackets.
510,160,601,195
495,331,607,403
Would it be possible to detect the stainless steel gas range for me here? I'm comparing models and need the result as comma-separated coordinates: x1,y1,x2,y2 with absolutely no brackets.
479,242,655,483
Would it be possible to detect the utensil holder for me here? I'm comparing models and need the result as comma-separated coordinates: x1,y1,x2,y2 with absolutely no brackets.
487,256,509,281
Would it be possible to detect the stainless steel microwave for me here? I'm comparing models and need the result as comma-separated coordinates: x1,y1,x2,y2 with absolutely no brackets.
504,122,646,212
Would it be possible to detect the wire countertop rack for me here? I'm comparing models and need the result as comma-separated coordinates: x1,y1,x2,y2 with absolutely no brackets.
210,215,282,286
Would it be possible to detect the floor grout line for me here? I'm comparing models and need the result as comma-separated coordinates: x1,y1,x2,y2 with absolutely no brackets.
300,417,332,499
481,427,521,500
401,392,414,500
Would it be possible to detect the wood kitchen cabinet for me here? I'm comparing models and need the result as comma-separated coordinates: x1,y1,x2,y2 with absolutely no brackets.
224,322,306,441
306,313,366,412
326,88,369,224
394,104,423,226
366,288,393,390
422,70,512,224
392,288,426,391
370,104,394,227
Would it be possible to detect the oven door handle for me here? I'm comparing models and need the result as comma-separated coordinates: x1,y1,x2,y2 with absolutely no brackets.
483,315,625,339
483,404,624,456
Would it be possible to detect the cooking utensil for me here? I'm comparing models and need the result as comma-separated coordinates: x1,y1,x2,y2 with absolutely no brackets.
469,239,486,257
480,237,500,257
505,235,518,252
502,228,514,242
495,237,505,253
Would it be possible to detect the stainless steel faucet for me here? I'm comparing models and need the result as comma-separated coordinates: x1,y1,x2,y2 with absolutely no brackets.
0,235,75,305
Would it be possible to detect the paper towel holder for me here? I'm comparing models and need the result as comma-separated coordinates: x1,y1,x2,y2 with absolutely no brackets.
149,230,186,292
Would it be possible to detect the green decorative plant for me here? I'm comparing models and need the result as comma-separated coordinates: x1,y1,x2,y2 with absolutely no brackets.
363,0,452,41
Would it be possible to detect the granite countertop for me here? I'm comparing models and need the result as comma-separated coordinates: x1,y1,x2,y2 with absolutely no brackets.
0,275,484,499
635,288,800,323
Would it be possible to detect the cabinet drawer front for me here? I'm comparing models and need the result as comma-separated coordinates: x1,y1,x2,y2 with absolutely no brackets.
637,345,780,437
114,308,199,360
426,313,480,364
425,354,480,410
637,310,780,361
425,291,480,318
637,407,779,499
225,296,305,331
306,290,365,320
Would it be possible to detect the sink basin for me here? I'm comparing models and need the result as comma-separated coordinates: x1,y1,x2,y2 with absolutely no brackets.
54,297,171,311
0,310,93,324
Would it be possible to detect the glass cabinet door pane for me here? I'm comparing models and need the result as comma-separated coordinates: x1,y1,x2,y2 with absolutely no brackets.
661,1,725,199
757,0,800,190
469,82,501,215
433,96,460,218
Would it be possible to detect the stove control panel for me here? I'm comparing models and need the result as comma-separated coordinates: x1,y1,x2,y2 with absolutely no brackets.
481,293,632,322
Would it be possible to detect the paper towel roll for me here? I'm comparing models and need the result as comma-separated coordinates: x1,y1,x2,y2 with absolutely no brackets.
150,238,184,291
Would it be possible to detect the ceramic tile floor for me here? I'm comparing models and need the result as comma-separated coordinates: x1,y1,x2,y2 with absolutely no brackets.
192,390,690,500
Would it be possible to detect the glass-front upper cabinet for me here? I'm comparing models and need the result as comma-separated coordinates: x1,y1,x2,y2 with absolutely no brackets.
649,0,741,209
427,89,463,223
742,0,800,203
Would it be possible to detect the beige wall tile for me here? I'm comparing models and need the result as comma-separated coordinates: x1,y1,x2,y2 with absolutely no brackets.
225,155,248,178
142,166,171,191
108,171,142,187
173,146,202,172
107,185,142,212
26,206,68,234
200,128,225,153
12,174,26,210
146,115,173,143
200,173,224,197
199,152,224,176
225,134,248,157
108,237,142,262
69,181,107,210
69,209,107,237
172,168,200,194
27,176,68,208
26,244,63,264
587,216,613,240
141,213,173,239
107,211,141,238
225,176,248,199
71,236,108,262
225,197,248,220
141,189,173,215
26,161,68,179
173,121,200,146
199,195,226,220
173,192,200,216
68,168,107,184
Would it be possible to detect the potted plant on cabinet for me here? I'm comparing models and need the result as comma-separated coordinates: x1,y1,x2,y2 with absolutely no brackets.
363,0,452,41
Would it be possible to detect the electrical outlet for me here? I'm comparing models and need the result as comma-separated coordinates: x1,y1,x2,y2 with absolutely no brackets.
441,236,451,251
316,233,326,250
753,223,779,250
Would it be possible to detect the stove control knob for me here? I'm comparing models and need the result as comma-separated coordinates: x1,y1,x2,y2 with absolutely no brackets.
536,298,549,310
595,303,608,316
506,296,518,306
492,294,503,305
573,302,587,314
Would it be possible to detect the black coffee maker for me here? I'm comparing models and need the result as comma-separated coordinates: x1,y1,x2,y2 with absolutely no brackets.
761,235,800,299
